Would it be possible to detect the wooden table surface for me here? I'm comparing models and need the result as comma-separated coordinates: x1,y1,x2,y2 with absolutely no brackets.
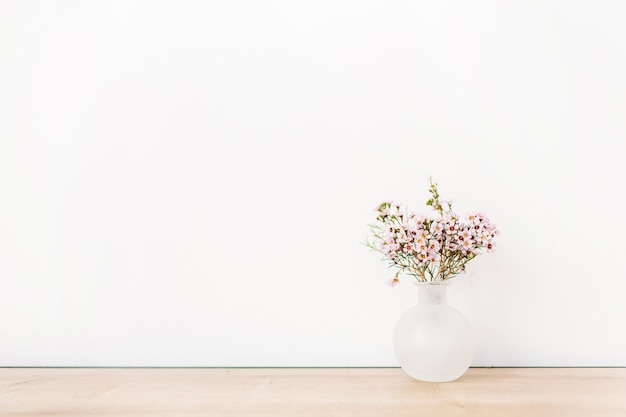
0,368,624,417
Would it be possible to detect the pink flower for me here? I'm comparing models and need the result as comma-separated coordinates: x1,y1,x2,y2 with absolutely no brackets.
427,250,440,264
429,220,444,240
458,228,472,241
427,240,440,252
443,216,459,236
446,241,459,251
414,237,427,252
467,212,479,224
387,276,400,287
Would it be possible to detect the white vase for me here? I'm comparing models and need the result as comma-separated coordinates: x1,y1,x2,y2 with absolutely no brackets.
393,282,474,382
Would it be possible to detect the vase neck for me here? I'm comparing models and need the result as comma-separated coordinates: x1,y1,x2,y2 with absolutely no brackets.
418,284,448,305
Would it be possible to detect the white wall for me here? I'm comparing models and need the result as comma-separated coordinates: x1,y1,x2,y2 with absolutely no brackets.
1,0,625,367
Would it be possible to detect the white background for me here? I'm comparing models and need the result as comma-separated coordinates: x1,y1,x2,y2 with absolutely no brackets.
1,0,625,367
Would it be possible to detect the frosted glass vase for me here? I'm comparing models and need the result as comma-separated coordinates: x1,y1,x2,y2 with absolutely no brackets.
393,282,474,382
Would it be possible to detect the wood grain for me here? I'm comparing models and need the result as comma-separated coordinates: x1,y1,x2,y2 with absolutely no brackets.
0,368,624,417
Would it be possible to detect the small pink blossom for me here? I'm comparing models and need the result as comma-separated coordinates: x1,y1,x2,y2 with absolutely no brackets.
459,228,472,241
427,240,440,252
427,250,439,264
387,276,400,286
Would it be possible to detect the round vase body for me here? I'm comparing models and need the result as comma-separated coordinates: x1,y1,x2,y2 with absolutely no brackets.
393,283,474,382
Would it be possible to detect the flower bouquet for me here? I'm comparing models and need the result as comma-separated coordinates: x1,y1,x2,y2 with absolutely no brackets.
366,178,499,285
366,178,500,382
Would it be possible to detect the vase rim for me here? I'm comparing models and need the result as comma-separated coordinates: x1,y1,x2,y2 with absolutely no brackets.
413,280,452,286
